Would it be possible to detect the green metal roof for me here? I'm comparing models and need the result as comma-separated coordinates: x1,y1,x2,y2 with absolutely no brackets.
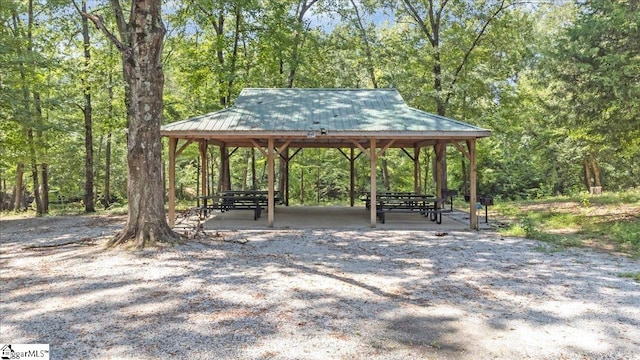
161,88,490,138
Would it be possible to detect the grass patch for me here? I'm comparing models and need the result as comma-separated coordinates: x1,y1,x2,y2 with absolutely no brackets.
495,189,640,256
618,272,640,282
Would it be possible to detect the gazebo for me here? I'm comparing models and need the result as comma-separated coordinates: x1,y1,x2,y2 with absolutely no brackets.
161,88,491,229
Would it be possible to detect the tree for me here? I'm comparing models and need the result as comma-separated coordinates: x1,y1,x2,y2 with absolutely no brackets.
549,0,640,191
78,0,95,213
81,0,182,248
389,0,525,189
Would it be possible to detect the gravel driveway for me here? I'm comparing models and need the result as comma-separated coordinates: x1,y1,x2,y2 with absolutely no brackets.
1,215,639,359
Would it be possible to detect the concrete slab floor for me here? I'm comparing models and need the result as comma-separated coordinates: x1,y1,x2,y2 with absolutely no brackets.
203,205,489,231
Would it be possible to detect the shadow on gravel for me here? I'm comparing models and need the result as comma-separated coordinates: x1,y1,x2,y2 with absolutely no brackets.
1,221,639,359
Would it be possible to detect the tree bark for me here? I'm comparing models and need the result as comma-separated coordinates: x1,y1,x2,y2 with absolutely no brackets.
81,0,95,213
381,156,390,191
591,157,602,187
84,0,182,248
583,157,593,189
278,148,288,199
27,128,42,216
40,163,49,213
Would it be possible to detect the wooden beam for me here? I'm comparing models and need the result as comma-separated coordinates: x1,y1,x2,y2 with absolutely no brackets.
376,139,396,158
176,139,193,157
168,138,177,227
199,141,208,198
468,139,478,229
250,139,268,157
268,137,275,228
414,147,421,194
453,141,471,160
351,139,370,158
434,143,445,203
276,140,293,161
350,148,355,207
277,139,292,154
370,138,377,227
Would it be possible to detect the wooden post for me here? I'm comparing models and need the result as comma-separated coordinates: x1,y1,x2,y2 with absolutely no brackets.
199,141,208,198
220,144,230,191
414,147,421,194
168,137,177,227
370,138,377,227
350,147,355,207
268,137,275,228
284,148,290,206
435,143,444,203
468,139,478,229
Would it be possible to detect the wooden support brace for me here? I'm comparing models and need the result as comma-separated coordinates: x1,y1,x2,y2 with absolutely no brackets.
277,140,292,155
453,142,471,160
351,139,370,158
376,139,396,158
176,139,193,157
250,139,268,157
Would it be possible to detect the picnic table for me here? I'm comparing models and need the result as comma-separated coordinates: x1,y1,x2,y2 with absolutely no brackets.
361,192,449,224
360,191,414,210
199,191,281,220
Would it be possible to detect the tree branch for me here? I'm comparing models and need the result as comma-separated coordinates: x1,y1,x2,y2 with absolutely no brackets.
401,0,435,46
73,0,128,54
445,0,515,105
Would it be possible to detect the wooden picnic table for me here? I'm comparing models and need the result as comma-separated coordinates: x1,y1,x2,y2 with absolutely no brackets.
199,191,281,220
361,192,449,224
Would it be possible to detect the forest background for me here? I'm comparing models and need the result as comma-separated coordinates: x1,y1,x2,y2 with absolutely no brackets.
1,0,639,214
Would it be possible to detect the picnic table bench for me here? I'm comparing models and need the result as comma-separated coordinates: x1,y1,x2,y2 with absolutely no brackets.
362,193,450,224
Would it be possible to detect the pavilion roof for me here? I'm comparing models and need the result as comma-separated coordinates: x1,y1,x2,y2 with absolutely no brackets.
161,88,490,148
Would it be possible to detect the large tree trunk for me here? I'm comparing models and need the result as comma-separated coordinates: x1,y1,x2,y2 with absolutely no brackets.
591,157,602,187
40,163,49,213
85,0,182,248
27,128,42,216
81,0,95,213
278,149,288,199
583,158,593,189
381,156,391,191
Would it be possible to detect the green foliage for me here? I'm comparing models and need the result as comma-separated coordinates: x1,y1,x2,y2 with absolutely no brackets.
1,0,638,216
496,189,640,255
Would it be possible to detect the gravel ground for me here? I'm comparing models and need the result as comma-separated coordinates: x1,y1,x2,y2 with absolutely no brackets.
1,214,639,359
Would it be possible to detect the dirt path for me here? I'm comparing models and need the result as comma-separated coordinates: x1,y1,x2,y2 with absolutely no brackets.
1,215,639,359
